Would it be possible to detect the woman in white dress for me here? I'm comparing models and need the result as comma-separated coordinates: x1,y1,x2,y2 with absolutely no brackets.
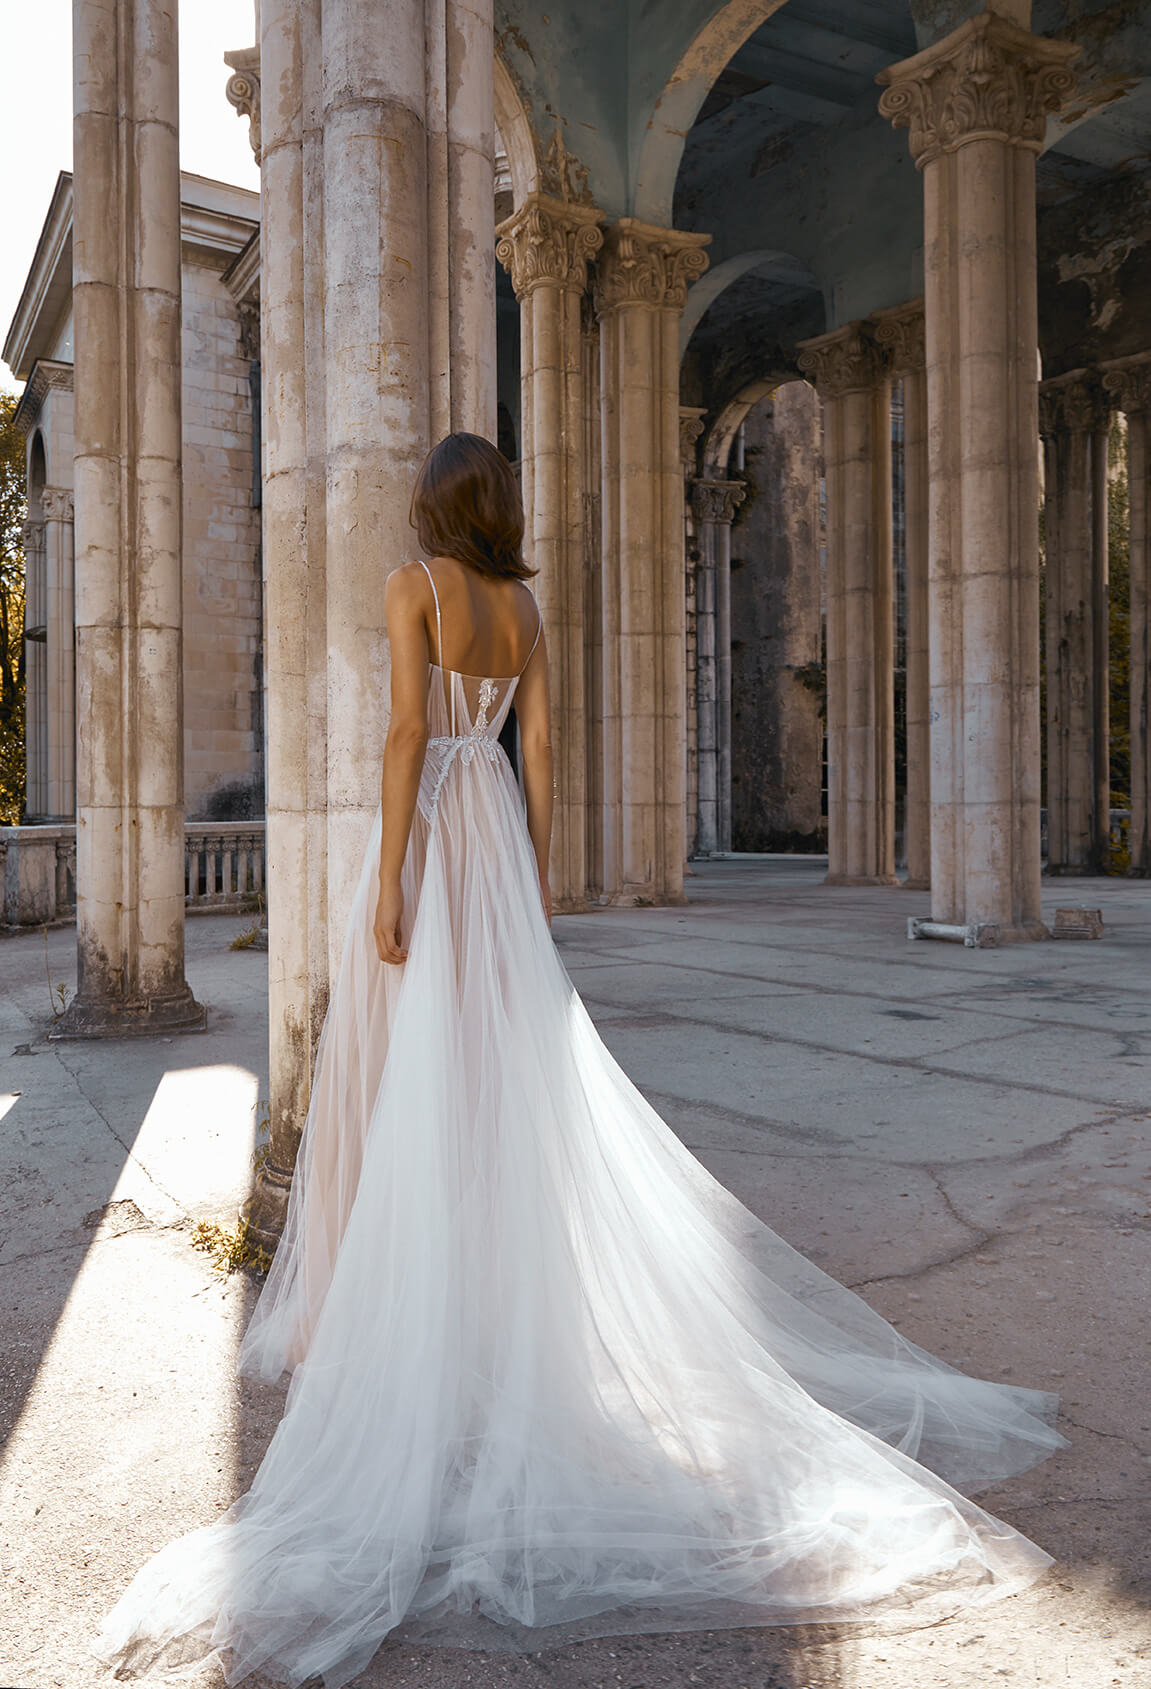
97,434,1065,1689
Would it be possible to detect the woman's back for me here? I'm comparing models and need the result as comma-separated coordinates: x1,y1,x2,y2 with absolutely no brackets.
418,555,540,679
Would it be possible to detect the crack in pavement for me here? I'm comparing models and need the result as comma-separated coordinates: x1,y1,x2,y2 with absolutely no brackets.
46,1043,190,1222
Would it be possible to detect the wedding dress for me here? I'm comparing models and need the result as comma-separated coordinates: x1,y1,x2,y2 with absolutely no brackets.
96,564,1065,1688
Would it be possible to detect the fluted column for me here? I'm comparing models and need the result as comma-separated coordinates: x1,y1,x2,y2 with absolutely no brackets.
1039,371,1111,874
595,219,710,903
880,15,1077,939
691,479,746,856
874,301,929,889
1104,354,1151,876
497,191,604,910
798,324,896,885
681,407,705,858
58,0,202,1036
41,488,76,820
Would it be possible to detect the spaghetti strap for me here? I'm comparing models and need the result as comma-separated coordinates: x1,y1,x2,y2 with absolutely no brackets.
418,561,443,667
419,560,454,735
520,595,543,675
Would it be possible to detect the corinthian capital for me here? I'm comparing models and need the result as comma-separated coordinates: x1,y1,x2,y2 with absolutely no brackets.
40,487,75,522
1039,370,1110,438
496,195,604,299
797,324,886,397
870,299,925,373
1102,353,1151,416
224,47,261,164
594,219,710,316
877,15,1078,168
692,478,746,527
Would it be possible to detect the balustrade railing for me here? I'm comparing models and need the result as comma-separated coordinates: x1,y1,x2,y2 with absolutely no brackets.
1,821,266,925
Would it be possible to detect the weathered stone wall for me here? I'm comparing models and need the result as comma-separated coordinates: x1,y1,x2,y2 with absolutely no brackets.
180,252,263,821
729,380,824,853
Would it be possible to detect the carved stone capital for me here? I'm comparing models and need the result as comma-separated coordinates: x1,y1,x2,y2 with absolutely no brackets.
594,219,710,316
21,518,44,551
224,47,261,165
877,15,1078,169
870,299,925,373
1102,353,1151,416
679,407,706,477
1038,370,1111,438
40,487,74,522
496,195,604,299
797,324,886,397
692,478,746,527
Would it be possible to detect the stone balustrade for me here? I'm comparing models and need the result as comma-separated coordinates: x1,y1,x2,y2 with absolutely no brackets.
0,823,266,926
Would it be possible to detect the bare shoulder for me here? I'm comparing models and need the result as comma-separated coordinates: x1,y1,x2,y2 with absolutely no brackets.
385,561,430,608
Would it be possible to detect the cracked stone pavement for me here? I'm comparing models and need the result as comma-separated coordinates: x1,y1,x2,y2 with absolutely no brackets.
1,860,1149,1689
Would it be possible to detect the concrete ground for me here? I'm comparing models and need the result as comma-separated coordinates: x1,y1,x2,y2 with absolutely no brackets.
1,859,1149,1689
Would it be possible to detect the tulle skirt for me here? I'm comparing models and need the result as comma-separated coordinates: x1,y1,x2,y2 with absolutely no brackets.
95,740,1065,1688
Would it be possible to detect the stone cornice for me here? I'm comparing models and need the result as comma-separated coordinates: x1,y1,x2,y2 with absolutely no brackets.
224,46,261,165
692,478,746,527
870,299,925,373
877,14,1078,169
1101,353,1151,416
797,324,886,397
13,359,74,437
594,219,711,316
1038,369,1111,437
496,195,604,299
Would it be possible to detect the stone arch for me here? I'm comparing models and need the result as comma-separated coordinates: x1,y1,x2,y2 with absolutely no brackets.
681,248,822,360
28,428,46,501
633,0,790,226
702,369,808,474
494,51,539,208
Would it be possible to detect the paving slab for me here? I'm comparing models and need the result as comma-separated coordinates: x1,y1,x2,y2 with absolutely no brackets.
1,861,1149,1689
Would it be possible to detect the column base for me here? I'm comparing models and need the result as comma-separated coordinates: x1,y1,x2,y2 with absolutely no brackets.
823,873,900,887
553,892,592,915
241,1159,295,1253
1043,863,1102,877
49,984,206,1040
900,876,931,890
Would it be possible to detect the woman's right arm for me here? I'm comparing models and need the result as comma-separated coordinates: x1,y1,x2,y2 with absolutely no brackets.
514,630,553,925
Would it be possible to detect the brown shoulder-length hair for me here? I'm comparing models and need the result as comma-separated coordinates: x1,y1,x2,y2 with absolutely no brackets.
410,432,535,581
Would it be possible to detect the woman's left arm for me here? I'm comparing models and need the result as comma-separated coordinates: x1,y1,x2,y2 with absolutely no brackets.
374,567,431,964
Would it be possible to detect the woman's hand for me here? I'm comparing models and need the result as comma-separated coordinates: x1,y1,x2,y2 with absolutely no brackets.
374,876,407,965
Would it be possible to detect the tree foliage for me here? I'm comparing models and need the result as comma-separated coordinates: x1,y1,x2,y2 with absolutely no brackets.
0,391,27,825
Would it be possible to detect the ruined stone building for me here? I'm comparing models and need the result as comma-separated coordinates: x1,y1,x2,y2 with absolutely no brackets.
5,172,263,828
7,0,1149,1240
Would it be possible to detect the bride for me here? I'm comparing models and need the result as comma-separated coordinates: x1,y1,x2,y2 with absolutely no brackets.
97,433,1065,1688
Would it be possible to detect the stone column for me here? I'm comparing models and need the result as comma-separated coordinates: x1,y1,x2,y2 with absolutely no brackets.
58,0,202,1035
798,324,897,885
40,489,76,820
691,479,746,855
874,301,929,889
247,0,497,1239
323,0,495,949
1103,354,1151,876
1039,370,1111,874
595,219,709,903
680,407,705,858
879,15,1077,939
20,514,47,818
497,189,604,911
244,0,326,1247
728,381,824,854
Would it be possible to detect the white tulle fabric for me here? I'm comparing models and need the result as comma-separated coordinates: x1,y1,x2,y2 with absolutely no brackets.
95,645,1066,1689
